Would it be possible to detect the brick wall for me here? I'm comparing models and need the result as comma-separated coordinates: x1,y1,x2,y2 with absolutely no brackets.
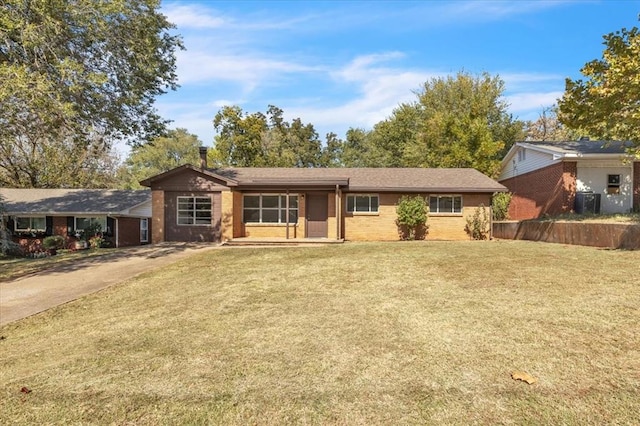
151,190,164,243
500,161,577,220
634,161,640,212
117,217,142,247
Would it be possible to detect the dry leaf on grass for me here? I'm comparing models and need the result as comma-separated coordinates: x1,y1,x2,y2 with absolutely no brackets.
511,371,538,384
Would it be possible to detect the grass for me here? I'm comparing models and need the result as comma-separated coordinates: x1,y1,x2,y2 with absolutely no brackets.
0,249,116,282
1,241,639,424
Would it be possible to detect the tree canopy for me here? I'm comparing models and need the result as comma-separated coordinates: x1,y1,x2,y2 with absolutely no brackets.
212,105,327,167
558,20,640,156
0,0,182,187
335,72,524,176
119,129,203,189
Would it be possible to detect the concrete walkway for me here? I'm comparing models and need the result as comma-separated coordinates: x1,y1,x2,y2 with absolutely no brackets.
0,243,218,326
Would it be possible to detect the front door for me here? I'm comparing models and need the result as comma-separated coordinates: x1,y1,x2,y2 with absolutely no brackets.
306,194,328,238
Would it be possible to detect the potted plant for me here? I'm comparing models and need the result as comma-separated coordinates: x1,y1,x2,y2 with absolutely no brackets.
42,235,65,255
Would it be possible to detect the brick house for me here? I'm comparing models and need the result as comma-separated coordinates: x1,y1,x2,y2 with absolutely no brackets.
0,188,152,251
499,140,640,220
140,153,506,243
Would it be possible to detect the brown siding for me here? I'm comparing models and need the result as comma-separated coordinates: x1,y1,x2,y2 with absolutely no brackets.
165,191,222,242
634,161,640,212
150,168,231,191
500,161,577,220
343,193,493,241
117,217,143,247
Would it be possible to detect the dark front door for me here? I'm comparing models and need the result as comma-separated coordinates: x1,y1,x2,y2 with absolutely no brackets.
306,194,328,238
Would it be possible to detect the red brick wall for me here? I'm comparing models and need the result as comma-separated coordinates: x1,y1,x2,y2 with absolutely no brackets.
117,217,143,247
634,161,640,212
500,161,577,220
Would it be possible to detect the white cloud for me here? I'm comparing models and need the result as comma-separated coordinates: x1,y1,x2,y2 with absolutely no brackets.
163,4,226,29
504,91,564,120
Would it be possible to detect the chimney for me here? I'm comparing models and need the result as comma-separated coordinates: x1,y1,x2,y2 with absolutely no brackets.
199,147,208,169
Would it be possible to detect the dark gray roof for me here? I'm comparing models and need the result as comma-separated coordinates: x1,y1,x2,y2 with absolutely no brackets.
524,140,634,155
0,188,151,215
211,167,506,192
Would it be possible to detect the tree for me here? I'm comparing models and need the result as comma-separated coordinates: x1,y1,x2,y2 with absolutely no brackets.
212,105,327,167
0,194,21,257
119,129,203,189
0,0,182,187
558,21,640,157
366,72,525,176
525,106,577,142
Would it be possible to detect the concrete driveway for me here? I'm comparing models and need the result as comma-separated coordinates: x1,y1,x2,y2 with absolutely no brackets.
0,243,218,326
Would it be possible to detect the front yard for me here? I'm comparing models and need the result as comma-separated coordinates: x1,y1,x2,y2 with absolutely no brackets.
1,241,638,424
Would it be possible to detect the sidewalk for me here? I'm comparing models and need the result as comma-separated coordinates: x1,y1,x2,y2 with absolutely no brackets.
0,243,218,326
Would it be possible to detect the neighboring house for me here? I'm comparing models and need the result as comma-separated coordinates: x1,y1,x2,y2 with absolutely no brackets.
0,188,152,251
499,140,640,220
140,154,506,243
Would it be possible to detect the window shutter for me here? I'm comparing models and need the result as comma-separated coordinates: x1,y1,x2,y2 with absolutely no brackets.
7,217,15,235
67,216,75,235
45,216,53,236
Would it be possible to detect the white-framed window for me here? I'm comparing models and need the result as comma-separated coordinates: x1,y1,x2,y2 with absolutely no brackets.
177,196,212,225
243,194,298,224
518,149,526,162
14,216,46,232
429,195,462,214
346,194,379,213
607,174,621,195
140,218,149,242
75,216,107,232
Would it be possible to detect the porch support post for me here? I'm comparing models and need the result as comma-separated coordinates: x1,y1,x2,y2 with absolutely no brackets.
335,185,340,240
285,189,290,240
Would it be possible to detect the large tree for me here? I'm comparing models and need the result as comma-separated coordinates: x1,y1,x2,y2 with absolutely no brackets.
364,72,524,176
525,106,577,142
119,128,203,189
212,105,327,167
0,0,182,187
558,21,640,156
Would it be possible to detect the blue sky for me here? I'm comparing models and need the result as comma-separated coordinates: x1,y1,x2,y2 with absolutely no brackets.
153,0,640,151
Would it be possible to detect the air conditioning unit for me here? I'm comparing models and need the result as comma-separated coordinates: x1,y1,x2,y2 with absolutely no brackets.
575,192,601,214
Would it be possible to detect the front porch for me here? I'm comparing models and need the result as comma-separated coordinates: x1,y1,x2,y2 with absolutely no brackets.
221,237,344,247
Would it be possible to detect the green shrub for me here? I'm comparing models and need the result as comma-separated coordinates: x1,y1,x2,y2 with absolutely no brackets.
492,192,512,221
465,204,491,240
42,235,66,250
396,195,429,240
89,235,105,249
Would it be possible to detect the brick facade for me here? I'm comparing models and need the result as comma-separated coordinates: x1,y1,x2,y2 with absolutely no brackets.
117,217,143,247
500,161,577,220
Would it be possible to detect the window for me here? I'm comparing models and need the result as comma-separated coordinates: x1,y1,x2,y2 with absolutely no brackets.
243,194,298,224
518,148,526,162
346,194,379,214
177,196,212,225
140,218,149,242
429,195,462,214
75,216,107,232
607,174,621,195
14,216,46,232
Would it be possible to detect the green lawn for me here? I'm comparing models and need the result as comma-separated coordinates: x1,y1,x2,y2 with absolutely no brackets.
1,241,639,424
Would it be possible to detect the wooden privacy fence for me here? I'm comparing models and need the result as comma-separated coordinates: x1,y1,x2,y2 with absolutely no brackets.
493,221,640,250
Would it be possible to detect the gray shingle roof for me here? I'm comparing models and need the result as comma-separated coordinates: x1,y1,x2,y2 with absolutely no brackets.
524,140,634,155
0,188,151,215
211,168,505,192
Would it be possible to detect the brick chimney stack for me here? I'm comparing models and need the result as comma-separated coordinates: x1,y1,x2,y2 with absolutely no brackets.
199,147,208,169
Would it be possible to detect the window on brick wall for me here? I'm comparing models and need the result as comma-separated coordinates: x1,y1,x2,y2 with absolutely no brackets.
429,195,462,214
